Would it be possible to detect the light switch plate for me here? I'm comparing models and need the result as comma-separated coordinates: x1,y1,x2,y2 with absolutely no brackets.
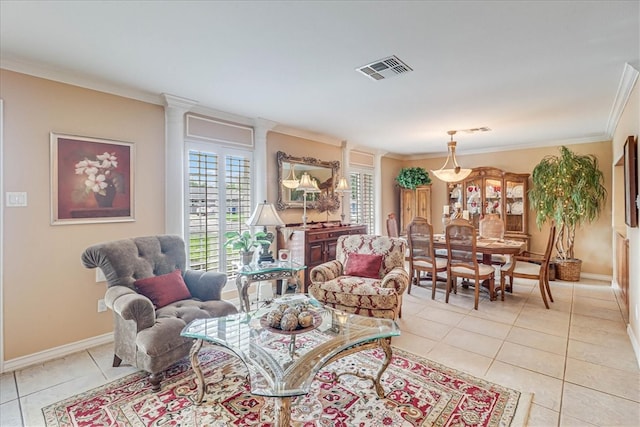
6,192,27,207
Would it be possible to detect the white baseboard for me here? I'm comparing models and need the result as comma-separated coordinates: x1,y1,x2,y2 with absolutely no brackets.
1,333,114,374
1,290,252,374
627,324,640,370
580,272,613,282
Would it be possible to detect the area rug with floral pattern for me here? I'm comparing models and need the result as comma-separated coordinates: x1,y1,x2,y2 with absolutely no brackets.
42,346,531,426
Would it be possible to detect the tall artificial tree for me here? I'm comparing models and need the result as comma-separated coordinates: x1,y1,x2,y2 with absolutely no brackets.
529,146,606,260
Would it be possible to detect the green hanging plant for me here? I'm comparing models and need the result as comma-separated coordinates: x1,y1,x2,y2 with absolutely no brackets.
529,146,607,261
395,167,431,189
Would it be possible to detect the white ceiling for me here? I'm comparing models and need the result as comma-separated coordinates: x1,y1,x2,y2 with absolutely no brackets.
1,1,638,156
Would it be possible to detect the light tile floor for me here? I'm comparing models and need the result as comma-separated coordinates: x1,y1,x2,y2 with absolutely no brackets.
1,277,639,426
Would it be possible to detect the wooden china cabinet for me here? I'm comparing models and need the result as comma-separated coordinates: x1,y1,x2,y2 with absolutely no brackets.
446,167,530,247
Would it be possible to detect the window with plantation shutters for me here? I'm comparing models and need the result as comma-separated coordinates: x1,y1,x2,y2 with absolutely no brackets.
349,169,375,232
187,145,253,277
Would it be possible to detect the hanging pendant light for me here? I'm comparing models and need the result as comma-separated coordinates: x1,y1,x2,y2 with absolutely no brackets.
430,130,472,182
282,164,300,189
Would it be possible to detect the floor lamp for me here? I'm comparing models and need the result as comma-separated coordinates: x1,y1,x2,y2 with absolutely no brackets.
297,172,320,227
335,176,350,225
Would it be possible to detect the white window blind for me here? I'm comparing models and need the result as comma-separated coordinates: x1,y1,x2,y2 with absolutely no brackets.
187,146,253,276
349,170,375,232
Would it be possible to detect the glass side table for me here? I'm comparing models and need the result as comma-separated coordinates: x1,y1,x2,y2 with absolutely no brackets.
235,261,306,312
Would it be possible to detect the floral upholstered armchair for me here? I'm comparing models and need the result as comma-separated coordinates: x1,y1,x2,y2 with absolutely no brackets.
81,235,237,391
309,234,409,319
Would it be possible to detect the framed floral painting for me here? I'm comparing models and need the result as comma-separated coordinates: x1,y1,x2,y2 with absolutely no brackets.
51,133,135,225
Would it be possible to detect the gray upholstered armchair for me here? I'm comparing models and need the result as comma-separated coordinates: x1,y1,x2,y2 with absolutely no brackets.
81,235,237,390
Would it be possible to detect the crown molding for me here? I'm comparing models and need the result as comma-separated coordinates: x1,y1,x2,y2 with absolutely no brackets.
254,117,278,132
383,152,408,160
1,57,162,105
271,123,342,146
401,134,611,160
3,56,622,160
188,105,256,128
162,93,198,111
606,63,639,138
0,59,342,143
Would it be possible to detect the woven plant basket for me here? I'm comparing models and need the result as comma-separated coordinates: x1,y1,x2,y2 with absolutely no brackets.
554,258,582,281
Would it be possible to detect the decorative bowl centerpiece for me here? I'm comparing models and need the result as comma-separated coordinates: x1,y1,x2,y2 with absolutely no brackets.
260,303,321,335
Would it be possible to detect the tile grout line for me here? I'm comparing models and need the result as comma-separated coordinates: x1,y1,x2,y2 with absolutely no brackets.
8,371,26,427
483,286,530,377
556,282,575,426
86,348,110,381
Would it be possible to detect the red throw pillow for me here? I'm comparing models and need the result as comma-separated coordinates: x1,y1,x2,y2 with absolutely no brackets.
134,269,191,308
344,253,383,279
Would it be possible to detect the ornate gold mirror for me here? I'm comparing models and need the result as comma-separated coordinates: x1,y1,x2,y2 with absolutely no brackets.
277,151,340,210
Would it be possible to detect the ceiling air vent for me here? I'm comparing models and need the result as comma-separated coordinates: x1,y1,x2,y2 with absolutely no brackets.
356,55,413,81
462,127,492,134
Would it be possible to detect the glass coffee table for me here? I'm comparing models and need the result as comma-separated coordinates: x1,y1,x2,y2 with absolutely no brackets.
181,295,400,426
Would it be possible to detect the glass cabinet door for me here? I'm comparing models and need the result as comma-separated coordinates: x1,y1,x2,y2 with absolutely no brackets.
447,183,463,213
443,168,529,246
505,179,525,233
484,178,502,217
465,178,482,228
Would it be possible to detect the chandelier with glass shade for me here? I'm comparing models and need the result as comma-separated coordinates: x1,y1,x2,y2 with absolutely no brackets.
430,130,472,183
282,164,300,189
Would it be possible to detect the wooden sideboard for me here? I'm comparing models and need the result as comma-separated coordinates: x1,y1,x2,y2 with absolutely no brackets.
276,223,367,289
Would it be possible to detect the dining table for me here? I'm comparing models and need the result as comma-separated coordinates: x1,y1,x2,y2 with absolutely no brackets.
433,234,526,263
431,234,526,298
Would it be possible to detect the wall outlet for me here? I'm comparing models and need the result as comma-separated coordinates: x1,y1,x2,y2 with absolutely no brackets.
96,268,106,282
97,299,107,313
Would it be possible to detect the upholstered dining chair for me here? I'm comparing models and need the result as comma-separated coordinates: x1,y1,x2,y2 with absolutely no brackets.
81,235,237,391
479,213,507,265
386,213,399,237
406,217,448,299
479,213,505,239
445,218,496,310
308,234,409,320
500,223,556,308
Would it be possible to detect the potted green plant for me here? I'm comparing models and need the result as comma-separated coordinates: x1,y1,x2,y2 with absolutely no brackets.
528,146,607,280
395,167,431,189
223,230,271,265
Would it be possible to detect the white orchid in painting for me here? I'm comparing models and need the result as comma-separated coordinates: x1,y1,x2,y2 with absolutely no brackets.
74,152,118,196
97,152,118,169
85,173,108,193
